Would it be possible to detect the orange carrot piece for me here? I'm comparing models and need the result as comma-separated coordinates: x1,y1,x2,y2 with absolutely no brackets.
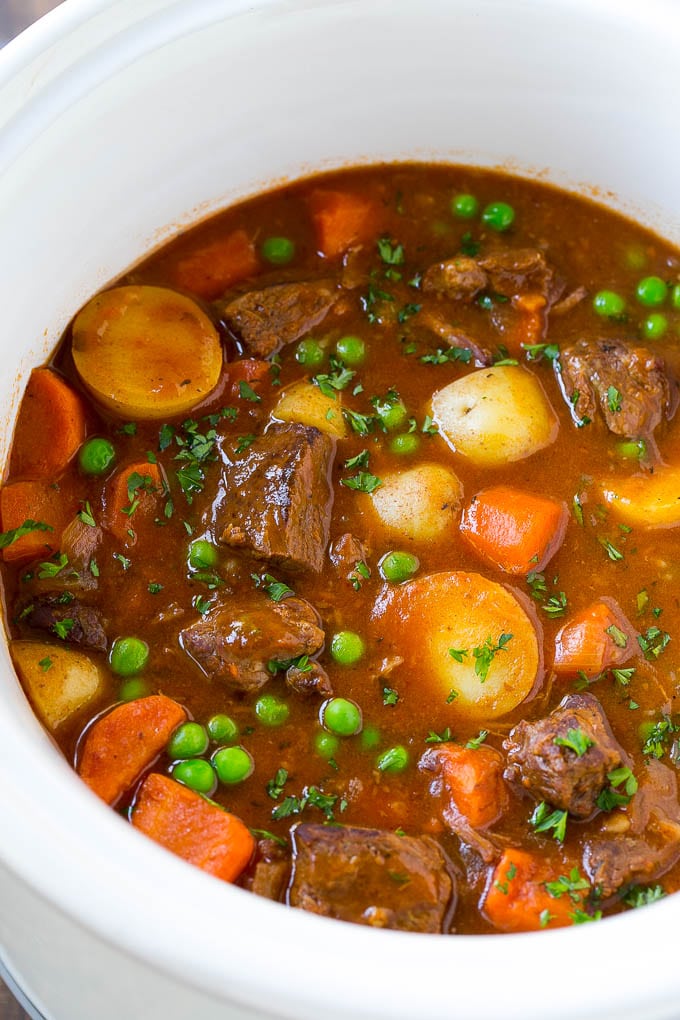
10,368,87,479
460,485,568,575
483,849,580,932
0,479,74,563
170,230,259,300
308,189,380,258
422,743,508,828
553,598,636,677
102,460,164,543
225,358,272,403
132,772,255,882
78,694,186,805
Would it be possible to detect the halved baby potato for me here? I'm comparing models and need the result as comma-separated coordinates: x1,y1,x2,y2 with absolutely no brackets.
372,571,541,719
431,365,558,466
370,463,463,542
272,379,348,438
601,466,680,528
72,285,222,419
10,640,104,731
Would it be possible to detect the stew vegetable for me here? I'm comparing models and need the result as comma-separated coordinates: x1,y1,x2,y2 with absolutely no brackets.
4,164,680,934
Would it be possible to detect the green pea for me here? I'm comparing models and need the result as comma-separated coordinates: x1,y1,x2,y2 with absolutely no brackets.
481,201,515,232
330,630,365,666
625,245,647,271
188,539,218,570
671,284,680,310
361,724,381,750
450,193,479,219
376,745,409,773
593,290,626,318
167,721,209,760
389,433,420,456
636,276,668,307
373,396,408,431
207,714,239,744
118,678,149,702
255,694,289,727
379,550,420,584
109,636,149,677
314,730,340,759
295,338,325,367
172,758,216,795
213,745,254,785
616,439,647,461
335,335,366,366
261,236,295,265
78,437,116,475
321,697,363,737
641,313,668,340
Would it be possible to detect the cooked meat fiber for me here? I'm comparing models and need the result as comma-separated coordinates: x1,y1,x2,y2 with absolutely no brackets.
17,593,107,651
214,422,335,573
288,824,456,933
285,659,332,699
503,693,626,818
423,247,562,307
217,279,339,358
556,337,678,439
181,593,324,692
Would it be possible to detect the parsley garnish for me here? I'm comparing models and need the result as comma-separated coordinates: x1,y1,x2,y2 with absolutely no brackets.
37,553,71,579
623,885,666,908
472,633,513,682
266,767,289,800
420,346,472,366
235,434,257,454
113,552,131,571
77,501,97,527
596,766,637,811
341,471,382,493
465,730,488,750
425,727,453,744
251,572,294,603
53,618,74,640
377,237,405,265
599,537,624,562
0,519,53,549
271,785,340,822
313,356,355,398
530,802,568,843
397,303,421,324
344,449,370,470
448,647,467,663
641,715,679,759
238,380,261,402
38,656,53,672
605,623,628,648
638,626,671,660
342,408,376,435
554,728,594,757
522,342,560,362
148,582,163,594
606,386,622,413
544,868,590,902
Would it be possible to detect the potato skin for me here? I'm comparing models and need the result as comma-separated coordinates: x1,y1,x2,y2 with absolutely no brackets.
272,380,347,438
431,365,558,466
370,463,463,542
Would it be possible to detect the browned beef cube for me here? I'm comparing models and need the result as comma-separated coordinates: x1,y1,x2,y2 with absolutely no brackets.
18,592,107,651
181,593,324,692
285,659,332,699
423,255,487,300
423,248,561,307
288,824,456,932
217,279,339,358
503,693,626,818
215,422,335,573
329,532,369,588
556,337,678,440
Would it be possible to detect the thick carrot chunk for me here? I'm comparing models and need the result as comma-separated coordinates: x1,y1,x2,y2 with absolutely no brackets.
102,460,164,543
170,230,259,300
132,772,255,882
553,598,636,677
0,479,74,562
482,849,580,932
78,694,186,805
308,189,380,258
460,485,568,575
421,743,508,828
10,368,88,480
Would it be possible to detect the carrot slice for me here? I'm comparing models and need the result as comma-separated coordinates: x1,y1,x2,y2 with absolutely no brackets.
78,694,187,805
102,460,164,543
0,479,75,563
460,485,568,574
10,368,87,479
308,189,380,258
132,772,255,882
225,358,272,403
420,743,508,828
482,849,580,932
170,230,259,300
553,598,636,677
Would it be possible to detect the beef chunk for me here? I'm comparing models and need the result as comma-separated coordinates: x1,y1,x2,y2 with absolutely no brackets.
214,422,335,573
285,659,332,699
181,593,324,692
418,309,492,367
556,338,678,439
217,279,339,358
503,693,626,818
422,255,487,300
423,247,562,307
17,593,107,651
247,838,290,902
329,532,369,588
288,824,455,932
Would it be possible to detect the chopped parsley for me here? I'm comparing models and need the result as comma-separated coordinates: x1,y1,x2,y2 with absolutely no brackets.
425,727,453,744
0,519,53,549
599,537,624,562
377,237,405,265
465,730,488,750
235,434,257,454
77,501,97,527
638,626,671,660
420,346,472,366
596,766,638,811
340,471,382,493
522,342,560,362
623,885,666,908
312,356,355,397
251,572,294,603
472,633,513,682
38,656,53,672
266,767,289,800
53,618,74,640
606,385,622,413
238,380,261,403
553,728,594,757
641,715,679,759
544,868,590,902
344,449,370,470
382,687,400,706
605,623,628,648
271,785,341,822
530,802,568,843
37,553,71,579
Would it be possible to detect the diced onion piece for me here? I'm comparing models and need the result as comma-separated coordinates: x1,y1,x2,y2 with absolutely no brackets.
272,380,347,438
10,640,103,731
431,365,558,466
372,571,541,719
72,285,222,419
370,464,463,542
601,467,680,528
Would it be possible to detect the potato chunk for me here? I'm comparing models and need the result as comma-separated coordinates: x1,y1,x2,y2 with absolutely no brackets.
370,463,463,542
272,380,347,438
10,640,103,731
372,571,541,719
601,466,680,528
431,365,558,466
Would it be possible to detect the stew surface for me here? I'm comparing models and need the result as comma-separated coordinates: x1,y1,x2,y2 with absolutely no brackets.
4,164,680,934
